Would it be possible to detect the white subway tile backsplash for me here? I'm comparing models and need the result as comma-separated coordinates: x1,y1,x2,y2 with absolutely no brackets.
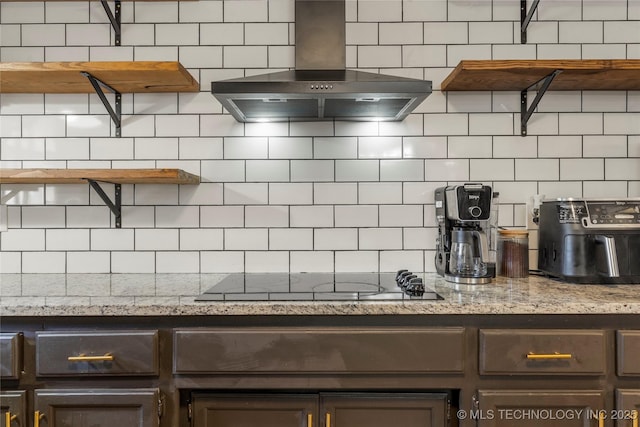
1,229,44,251
111,252,155,273
91,229,134,250
200,160,245,182
346,22,378,45
269,183,313,205
46,229,89,251
379,22,422,45
470,159,514,181
515,159,559,181
224,137,268,159
380,250,424,272
290,160,334,182
313,183,357,205
315,228,357,250
469,22,513,44
583,181,628,198
314,137,358,159
403,45,447,68
559,22,603,44
448,136,492,158
270,229,312,250
136,229,179,250
336,160,379,182
606,159,640,180
0,252,22,272
358,46,401,68
268,137,312,159
246,205,288,227
379,205,422,227
156,252,199,273
245,160,289,182
604,113,640,135
335,205,377,227
200,251,244,273
583,135,627,158
22,252,66,274
1,138,45,160
561,159,604,180
380,159,423,181
424,22,468,45
22,24,65,46
358,182,402,204
201,206,244,227
287,207,332,230
425,159,469,182
3,0,640,275
245,251,288,273
225,228,268,250
358,137,401,159
224,183,269,205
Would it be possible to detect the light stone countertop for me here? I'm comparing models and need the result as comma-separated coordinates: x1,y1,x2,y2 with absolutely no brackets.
1,273,639,316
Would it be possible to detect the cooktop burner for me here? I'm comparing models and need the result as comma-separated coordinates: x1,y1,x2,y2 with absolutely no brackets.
195,272,442,302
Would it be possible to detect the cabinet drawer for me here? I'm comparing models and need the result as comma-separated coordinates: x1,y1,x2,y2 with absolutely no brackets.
174,327,465,374
36,330,159,377
479,329,606,375
0,333,23,380
617,331,640,376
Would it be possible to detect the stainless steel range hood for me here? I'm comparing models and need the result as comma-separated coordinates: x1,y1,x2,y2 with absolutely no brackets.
211,0,432,123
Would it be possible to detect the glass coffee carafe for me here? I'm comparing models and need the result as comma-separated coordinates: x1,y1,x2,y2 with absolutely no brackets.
449,227,488,277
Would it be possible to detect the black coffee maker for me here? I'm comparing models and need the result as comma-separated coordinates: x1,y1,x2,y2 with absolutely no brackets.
435,183,497,284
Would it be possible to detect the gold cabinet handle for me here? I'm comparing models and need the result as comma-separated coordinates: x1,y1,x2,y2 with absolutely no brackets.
5,412,17,426
633,409,638,427
34,410,43,427
307,413,313,427
326,413,331,427
526,352,572,360
598,410,604,427
67,353,114,362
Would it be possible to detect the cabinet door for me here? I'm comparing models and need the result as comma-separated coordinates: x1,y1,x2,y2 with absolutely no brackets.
616,389,640,427
1,391,26,427
477,390,605,427
34,388,160,427
321,393,448,427
191,394,318,427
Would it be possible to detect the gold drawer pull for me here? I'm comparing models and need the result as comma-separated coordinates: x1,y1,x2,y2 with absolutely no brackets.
67,353,114,362
34,411,43,427
307,413,313,427
326,413,331,427
526,352,572,360
633,410,638,427
5,412,17,426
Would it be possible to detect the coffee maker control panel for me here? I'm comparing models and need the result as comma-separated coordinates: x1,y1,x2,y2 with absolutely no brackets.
446,183,492,222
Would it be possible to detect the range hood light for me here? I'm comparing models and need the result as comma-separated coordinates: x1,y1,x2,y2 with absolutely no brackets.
263,99,287,103
356,98,381,103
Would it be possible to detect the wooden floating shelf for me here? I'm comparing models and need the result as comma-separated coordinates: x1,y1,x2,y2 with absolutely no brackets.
0,168,200,185
441,59,640,92
0,61,199,94
1,168,199,228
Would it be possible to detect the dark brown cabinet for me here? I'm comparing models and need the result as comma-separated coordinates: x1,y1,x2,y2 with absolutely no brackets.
617,331,640,376
191,393,448,427
0,333,23,380
1,391,26,427
476,390,606,427
34,388,161,427
616,390,640,427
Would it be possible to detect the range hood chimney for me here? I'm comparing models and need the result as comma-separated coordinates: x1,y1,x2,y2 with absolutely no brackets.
211,0,432,123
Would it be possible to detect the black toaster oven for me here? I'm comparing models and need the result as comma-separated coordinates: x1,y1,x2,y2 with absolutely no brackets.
537,199,640,284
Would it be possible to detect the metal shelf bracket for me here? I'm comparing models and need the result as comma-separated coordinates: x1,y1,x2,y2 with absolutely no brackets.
521,0,540,44
101,0,122,46
86,179,122,228
520,69,562,136
81,71,122,137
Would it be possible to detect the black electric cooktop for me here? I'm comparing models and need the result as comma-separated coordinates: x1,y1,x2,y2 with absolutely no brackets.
196,272,442,302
